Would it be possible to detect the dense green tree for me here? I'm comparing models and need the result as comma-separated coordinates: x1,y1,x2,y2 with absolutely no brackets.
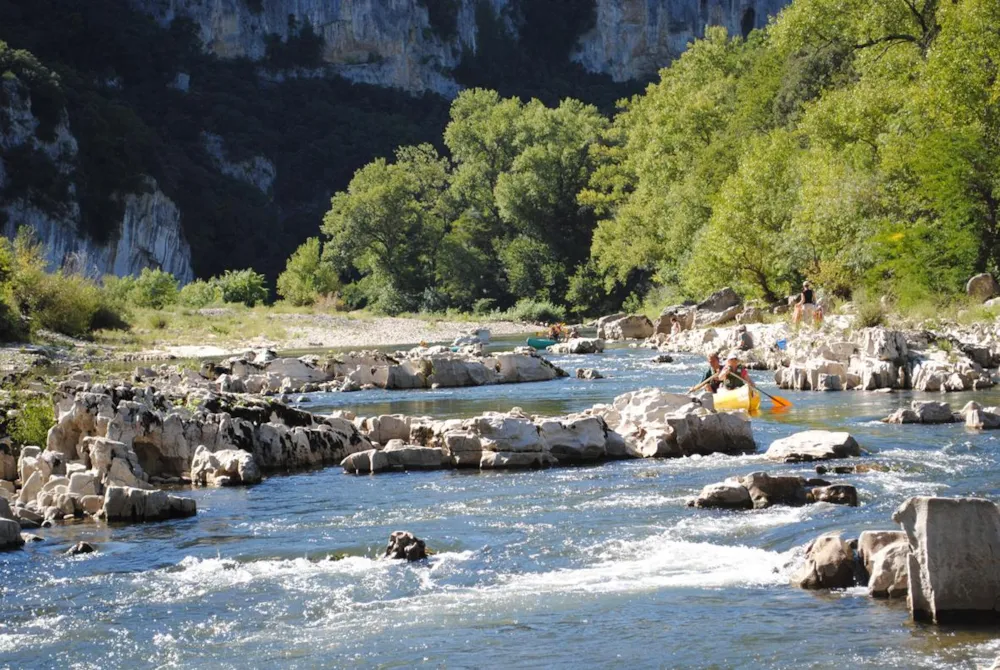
276,237,339,306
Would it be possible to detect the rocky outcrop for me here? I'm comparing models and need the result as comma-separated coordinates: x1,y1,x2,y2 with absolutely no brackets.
764,431,861,463
103,485,196,522
597,314,654,340
1,79,194,281
0,380,374,532
344,387,755,474
131,0,484,96
893,496,1000,623
690,472,858,510
132,0,793,95
202,132,275,196
574,0,789,82
383,530,427,561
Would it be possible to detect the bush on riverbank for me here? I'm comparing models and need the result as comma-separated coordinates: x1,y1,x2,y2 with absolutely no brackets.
10,393,54,448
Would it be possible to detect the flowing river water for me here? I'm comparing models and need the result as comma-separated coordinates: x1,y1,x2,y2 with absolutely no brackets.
3,340,1000,668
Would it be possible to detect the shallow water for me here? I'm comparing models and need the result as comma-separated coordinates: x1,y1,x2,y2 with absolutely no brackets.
4,343,1000,669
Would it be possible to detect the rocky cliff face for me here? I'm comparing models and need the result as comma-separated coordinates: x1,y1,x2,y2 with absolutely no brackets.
575,0,791,81
0,80,194,282
131,0,501,96
131,0,790,93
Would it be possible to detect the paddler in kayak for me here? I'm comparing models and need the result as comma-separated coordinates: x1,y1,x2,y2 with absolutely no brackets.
700,352,723,392
716,351,751,389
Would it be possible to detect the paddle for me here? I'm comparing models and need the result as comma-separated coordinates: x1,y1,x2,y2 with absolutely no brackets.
744,377,793,409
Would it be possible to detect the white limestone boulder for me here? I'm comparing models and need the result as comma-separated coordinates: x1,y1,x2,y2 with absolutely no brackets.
190,446,262,486
547,338,605,355
892,496,1000,623
765,431,860,463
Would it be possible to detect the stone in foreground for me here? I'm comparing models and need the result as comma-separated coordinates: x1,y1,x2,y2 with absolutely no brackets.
893,496,1000,623
383,530,427,561
765,430,860,463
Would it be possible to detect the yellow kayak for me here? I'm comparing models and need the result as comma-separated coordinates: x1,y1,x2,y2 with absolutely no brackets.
713,385,761,412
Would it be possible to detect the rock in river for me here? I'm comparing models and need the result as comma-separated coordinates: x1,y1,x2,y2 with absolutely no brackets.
384,530,427,561
765,430,861,463
790,532,859,590
893,496,1000,623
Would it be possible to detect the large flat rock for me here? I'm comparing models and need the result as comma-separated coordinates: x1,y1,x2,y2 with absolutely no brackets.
765,430,860,463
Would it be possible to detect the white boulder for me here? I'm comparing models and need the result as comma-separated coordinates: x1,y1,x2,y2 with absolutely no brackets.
765,431,860,463
893,496,1000,623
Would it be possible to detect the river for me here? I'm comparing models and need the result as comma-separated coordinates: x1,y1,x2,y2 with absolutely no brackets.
2,341,1000,668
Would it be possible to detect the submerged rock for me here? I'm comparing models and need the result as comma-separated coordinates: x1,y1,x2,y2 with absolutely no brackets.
65,541,96,555
383,531,427,561
575,368,604,380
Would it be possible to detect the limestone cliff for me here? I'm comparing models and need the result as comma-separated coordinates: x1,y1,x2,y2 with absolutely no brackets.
0,80,194,282
130,0,502,96
575,0,791,81
130,0,790,93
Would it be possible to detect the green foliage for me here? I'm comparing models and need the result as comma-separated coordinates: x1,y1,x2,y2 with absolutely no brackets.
213,269,269,307
276,237,339,306
853,299,887,329
585,0,1000,307
10,393,53,447
472,298,497,316
321,92,608,313
129,268,179,309
505,298,566,324
178,280,222,308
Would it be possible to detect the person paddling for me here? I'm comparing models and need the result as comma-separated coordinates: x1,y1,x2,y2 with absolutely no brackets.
717,351,750,390
700,352,723,392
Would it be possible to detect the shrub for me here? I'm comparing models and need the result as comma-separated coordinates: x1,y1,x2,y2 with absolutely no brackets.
214,269,269,307
130,267,178,309
853,300,886,329
147,312,169,330
506,298,566,324
10,393,54,447
178,279,222,308
276,237,339,306
33,272,103,337
101,275,136,305
472,298,497,316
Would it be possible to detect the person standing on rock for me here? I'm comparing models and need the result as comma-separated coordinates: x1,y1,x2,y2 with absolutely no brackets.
793,281,822,327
